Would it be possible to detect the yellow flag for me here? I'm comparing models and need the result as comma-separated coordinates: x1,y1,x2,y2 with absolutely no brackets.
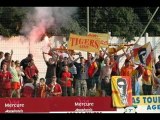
111,76,132,107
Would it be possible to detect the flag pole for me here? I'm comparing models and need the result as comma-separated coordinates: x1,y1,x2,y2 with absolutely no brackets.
87,7,89,34
87,7,89,58
134,7,159,45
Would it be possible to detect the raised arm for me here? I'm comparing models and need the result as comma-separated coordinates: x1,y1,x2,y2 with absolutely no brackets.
73,52,82,62
122,47,128,58
67,50,74,62
101,47,107,58
101,47,110,57
90,61,98,78
90,53,98,64
42,52,47,63
110,60,116,68
8,49,13,69
54,53,59,65
68,51,81,63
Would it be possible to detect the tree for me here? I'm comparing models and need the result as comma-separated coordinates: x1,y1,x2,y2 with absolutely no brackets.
133,7,160,36
0,7,160,42
89,7,144,42
0,7,29,37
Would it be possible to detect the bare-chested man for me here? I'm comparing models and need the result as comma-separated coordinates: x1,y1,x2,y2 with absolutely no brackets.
100,57,114,96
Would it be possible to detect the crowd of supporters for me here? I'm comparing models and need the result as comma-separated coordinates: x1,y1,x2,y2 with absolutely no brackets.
0,45,160,98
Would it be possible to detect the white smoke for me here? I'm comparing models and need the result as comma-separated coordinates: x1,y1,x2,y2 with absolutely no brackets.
20,7,78,43
20,7,78,54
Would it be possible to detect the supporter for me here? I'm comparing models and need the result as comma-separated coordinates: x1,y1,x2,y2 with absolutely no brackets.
0,51,4,71
141,66,153,95
60,65,73,96
21,79,34,97
24,59,39,97
74,56,88,97
36,78,48,98
0,63,12,98
1,52,11,70
86,53,98,96
110,54,119,76
94,49,106,92
56,54,64,84
152,67,160,95
100,57,114,96
42,52,58,85
20,53,33,84
102,47,126,66
155,55,160,76
122,48,134,67
8,50,21,98
67,51,80,96
48,76,62,97
120,59,134,76
20,53,33,71
15,60,25,90
131,65,143,95
25,59,39,83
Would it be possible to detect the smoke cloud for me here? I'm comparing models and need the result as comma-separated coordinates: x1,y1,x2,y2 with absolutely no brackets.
20,7,78,54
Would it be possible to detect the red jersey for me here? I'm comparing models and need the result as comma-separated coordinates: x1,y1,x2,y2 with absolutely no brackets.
25,65,39,79
36,83,48,98
0,71,12,89
111,61,119,73
22,83,34,97
142,69,152,85
61,71,72,87
121,66,134,76
87,61,97,78
48,83,62,96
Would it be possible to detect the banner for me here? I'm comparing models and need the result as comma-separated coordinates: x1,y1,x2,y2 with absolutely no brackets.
0,97,116,113
133,42,153,70
68,34,101,53
133,95,160,106
87,32,110,47
132,95,160,113
111,76,132,107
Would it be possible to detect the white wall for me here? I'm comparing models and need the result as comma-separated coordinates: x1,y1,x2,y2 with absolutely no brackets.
0,34,160,83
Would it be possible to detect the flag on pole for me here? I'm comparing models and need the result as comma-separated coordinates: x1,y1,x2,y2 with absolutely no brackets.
133,42,153,70
111,76,132,107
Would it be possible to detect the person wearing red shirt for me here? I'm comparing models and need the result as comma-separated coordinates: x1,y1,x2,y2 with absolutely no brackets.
25,59,39,83
48,76,62,97
110,55,119,76
21,79,34,97
86,53,98,96
20,53,33,85
60,65,73,96
0,63,12,98
36,78,48,98
1,52,11,70
121,59,134,76
25,59,39,97
141,66,153,95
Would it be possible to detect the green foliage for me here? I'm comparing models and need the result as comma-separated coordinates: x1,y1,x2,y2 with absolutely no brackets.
0,7,28,37
0,7,160,42
89,7,144,42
